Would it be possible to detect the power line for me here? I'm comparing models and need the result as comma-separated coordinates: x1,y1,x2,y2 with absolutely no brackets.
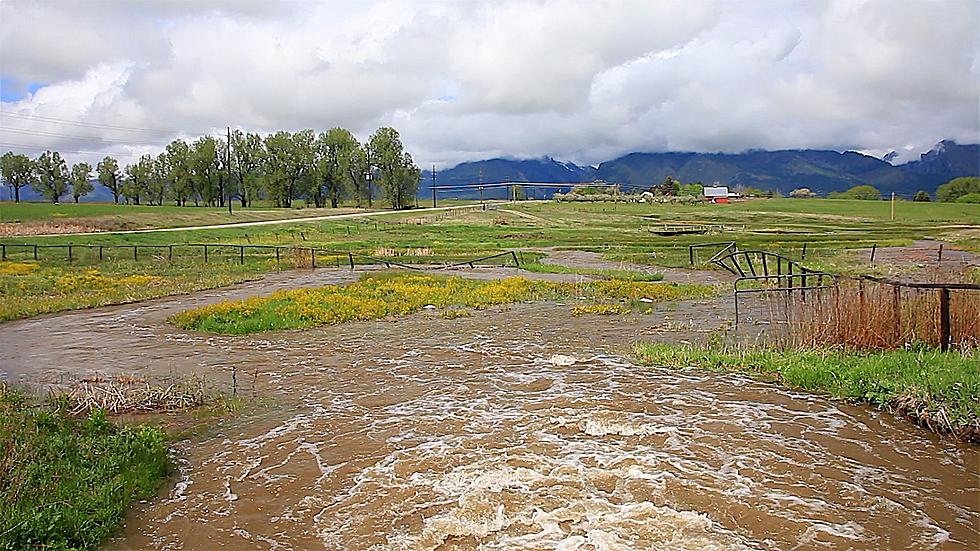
0,127,165,147
0,111,180,135
0,141,141,156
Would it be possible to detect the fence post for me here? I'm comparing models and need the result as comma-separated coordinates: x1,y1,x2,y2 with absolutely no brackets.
204,245,208,263
939,288,951,351
240,246,245,265
802,242,808,260
1,244,4,261
348,252,354,270
169,245,173,262
34,245,38,261
310,248,316,269
511,251,519,266
689,246,695,266
275,247,281,271
870,244,877,263
938,244,943,264
99,246,103,261
68,244,73,264
892,286,901,344
133,245,138,261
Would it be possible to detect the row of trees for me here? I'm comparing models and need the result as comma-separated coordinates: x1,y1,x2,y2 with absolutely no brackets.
0,127,421,209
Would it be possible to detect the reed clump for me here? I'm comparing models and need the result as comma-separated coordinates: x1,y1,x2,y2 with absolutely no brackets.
787,279,979,350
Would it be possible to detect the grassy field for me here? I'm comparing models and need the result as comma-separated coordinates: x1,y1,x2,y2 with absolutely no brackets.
634,343,980,440
0,201,380,232
0,198,976,321
0,386,170,550
8,198,976,263
0,258,269,321
171,272,716,334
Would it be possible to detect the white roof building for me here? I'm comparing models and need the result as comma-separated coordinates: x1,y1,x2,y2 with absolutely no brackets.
703,186,730,198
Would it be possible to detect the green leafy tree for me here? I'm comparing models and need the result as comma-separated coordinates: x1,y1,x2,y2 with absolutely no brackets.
123,155,155,205
829,185,881,200
955,192,980,204
69,162,93,203
313,128,363,208
1,152,36,202
231,130,265,207
367,127,419,209
913,190,931,202
97,156,122,204
189,137,220,206
144,155,168,206
936,177,980,202
163,140,192,206
263,130,312,208
32,151,70,203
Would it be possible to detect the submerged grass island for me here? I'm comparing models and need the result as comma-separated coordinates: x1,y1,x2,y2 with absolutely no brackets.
170,272,717,334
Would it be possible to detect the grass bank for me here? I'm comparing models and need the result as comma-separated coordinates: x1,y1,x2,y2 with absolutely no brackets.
0,386,170,550
171,272,716,334
0,259,270,321
634,343,980,441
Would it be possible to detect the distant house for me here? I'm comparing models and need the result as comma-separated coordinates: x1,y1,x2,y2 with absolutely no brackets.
703,186,732,204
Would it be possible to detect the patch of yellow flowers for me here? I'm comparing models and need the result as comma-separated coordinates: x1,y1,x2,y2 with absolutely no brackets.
172,273,717,334
0,262,39,276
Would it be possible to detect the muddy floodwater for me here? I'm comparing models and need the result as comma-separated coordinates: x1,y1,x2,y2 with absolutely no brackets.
1,268,977,550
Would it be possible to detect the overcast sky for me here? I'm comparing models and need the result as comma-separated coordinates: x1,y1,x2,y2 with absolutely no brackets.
1,0,978,169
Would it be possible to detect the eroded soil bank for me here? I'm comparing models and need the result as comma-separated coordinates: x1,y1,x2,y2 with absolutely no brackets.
0,267,977,550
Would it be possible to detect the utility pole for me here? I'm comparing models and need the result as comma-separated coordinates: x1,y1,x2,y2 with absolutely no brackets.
227,126,233,215
366,168,373,208
431,164,437,208
890,192,895,221
478,169,484,207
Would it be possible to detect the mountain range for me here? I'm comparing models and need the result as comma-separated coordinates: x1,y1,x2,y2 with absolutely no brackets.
423,140,979,199
5,141,977,203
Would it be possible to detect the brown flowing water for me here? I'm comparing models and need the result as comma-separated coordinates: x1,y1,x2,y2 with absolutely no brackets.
0,269,977,550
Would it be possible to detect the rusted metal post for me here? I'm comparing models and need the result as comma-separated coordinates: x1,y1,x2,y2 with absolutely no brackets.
939,288,951,351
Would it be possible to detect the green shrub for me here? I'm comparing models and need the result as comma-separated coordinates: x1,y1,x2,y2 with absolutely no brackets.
937,176,980,202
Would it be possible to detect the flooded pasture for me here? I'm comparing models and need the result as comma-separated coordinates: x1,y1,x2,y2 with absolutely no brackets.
0,268,977,550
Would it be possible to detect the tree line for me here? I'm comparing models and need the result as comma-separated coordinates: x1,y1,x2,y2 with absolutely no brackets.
0,126,421,209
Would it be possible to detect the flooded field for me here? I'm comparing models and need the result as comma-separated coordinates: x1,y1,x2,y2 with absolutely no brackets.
0,268,977,550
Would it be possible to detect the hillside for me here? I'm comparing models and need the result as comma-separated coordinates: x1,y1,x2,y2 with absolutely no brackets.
424,141,979,197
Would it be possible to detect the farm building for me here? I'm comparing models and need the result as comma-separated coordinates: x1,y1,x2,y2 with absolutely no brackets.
703,185,735,203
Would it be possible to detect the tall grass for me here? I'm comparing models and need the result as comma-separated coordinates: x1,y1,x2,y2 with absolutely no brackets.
786,279,980,350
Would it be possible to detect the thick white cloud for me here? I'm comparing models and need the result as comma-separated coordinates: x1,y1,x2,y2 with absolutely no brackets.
1,0,977,169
